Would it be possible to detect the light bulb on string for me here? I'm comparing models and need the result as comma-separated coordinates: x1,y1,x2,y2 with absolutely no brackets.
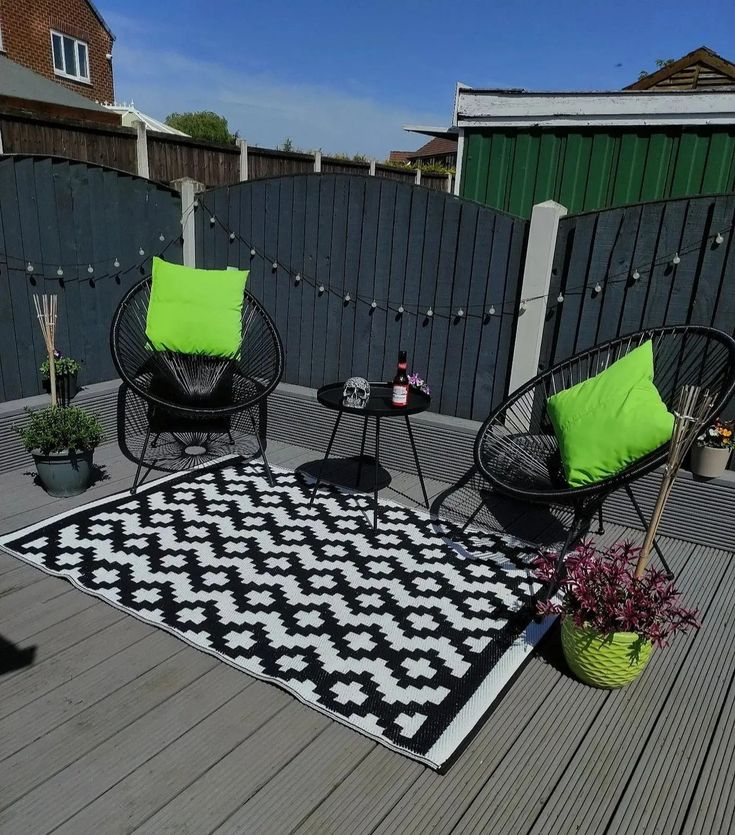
318,284,325,294
294,273,301,284
87,264,94,274
210,217,216,225
715,232,724,245
632,269,640,281
159,233,165,242
26,262,34,273
57,266,64,278
557,292,564,303
426,307,434,318
398,305,404,315
344,292,351,303
250,248,256,257
139,247,145,256
457,308,464,318
594,282,602,293
488,305,496,316
371,299,377,309
229,232,235,241
672,252,681,265
114,257,120,268
272,261,278,270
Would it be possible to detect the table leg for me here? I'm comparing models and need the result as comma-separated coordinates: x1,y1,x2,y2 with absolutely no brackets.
356,416,368,490
405,415,430,509
373,417,381,530
308,411,343,506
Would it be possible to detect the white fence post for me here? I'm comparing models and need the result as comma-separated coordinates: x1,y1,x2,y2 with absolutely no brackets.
446,172,452,193
314,150,322,173
237,138,248,181
132,118,149,179
173,177,205,267
414,167,422,186
369,159,376,176
508,200,567,393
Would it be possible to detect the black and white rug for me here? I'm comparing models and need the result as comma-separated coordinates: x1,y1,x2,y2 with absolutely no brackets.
0,457,552,769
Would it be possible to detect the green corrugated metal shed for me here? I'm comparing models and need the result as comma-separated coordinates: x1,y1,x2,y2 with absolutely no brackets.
460,127,735,218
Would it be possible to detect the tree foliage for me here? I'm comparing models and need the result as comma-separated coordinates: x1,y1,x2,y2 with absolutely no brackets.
165,111,237,144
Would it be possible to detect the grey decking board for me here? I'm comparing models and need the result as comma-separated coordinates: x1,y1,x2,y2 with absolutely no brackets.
0,440,732,835
53,678,290,835
0,663,251,833
217,722,376,834
0,650,217,812
134,702,332,834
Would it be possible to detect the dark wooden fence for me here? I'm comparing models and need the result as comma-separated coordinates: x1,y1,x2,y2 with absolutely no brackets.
0,108,452,191
0,155,182,402
540,193,735,370
195,173,527,420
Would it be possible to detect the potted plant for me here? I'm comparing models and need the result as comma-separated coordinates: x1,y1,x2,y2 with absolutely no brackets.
18,406,104,497
690,418,734,478
535,541,699,688
41,351,81,406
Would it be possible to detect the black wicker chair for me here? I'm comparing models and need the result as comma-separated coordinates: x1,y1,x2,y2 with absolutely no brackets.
470,325,735,578
111,276,284,493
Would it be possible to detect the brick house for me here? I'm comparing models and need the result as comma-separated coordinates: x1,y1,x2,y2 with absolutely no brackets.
0,0,114,103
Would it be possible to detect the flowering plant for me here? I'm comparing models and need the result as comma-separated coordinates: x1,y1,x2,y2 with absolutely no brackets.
408,372,430,396
696,418,734,450
534,541,699,648
40,350,80,378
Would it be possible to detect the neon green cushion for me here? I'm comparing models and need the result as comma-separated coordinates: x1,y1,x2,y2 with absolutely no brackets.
145,258,248,357
547,340,674,488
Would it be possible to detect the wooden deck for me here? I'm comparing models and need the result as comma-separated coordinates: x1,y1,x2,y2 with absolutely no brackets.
1,439,733,834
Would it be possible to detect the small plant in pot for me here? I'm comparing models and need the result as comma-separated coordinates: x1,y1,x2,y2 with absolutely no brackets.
18,406,104,497
40,351,81,406
535,542,699,688
690,418,734,479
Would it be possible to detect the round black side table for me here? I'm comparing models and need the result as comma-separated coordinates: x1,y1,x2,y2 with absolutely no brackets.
308,382,431,529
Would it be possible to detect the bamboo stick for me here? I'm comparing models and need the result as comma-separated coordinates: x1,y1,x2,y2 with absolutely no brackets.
33,294,58,407
635,385,714,577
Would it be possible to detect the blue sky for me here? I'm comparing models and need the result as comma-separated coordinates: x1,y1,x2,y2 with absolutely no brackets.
99,0,735,157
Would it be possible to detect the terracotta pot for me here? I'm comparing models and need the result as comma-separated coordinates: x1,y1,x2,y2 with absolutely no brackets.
690,445,732,479
561,618,653,688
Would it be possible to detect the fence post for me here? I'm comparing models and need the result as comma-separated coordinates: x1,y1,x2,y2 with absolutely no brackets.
172,177,205,267
414,167,422,186
237,138,248,181
446,172,452,193
369,159,376,176
314,151,322,173
132,119,149,179
508,200,567,393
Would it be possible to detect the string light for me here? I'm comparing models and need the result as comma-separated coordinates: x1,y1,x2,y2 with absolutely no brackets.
715,232,724,245
87,264,94,274
56,267,64,277
456,308,464,318
632,269,640,281
557,292,564,303
426,307,433,317
295,273,301,284
344,292,351,303
672,252,681,265
139,247,145,256
26,262,34,273
210,217,216,225
250,248,256,257
318,284,325,294
594,282,602,293
114,258,120,268
488,305,496,316
272,261,278,270
398,305,404,314
159,233,165,242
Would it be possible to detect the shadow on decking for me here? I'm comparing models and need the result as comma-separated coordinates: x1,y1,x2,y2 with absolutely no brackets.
0,634,36,676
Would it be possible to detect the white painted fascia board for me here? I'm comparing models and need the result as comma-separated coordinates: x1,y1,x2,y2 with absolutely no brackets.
456,90,735,127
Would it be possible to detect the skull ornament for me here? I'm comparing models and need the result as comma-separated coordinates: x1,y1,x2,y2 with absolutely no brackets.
343,376,370,409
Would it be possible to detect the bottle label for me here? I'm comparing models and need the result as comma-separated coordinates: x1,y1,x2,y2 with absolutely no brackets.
392,384,408,406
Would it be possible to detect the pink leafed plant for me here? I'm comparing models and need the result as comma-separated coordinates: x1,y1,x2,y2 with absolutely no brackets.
534,541,700,648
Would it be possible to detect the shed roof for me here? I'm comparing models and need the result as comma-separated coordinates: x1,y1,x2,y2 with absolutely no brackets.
626,46,735,91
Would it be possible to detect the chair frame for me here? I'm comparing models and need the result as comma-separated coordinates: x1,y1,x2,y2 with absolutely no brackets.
111,276,284,494
470,325,735,581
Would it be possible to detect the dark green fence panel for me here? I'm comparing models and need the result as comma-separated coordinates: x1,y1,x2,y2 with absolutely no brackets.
0,155,183,402
195,173,528,421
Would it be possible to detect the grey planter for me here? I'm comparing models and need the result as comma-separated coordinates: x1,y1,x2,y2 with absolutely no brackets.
32,448,94,497
42,371,79,406
690,446,732,479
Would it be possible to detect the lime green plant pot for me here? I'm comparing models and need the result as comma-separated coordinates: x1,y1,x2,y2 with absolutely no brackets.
561,617,653,688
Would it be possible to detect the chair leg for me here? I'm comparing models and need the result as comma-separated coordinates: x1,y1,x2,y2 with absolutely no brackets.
624,485,674,578
543,508,592,603
247,409,274,487
597,503,605,535
132,424,152,495
461,499,485,533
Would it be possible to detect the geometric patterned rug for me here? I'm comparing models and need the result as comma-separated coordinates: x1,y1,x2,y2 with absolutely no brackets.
0,457,553,770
